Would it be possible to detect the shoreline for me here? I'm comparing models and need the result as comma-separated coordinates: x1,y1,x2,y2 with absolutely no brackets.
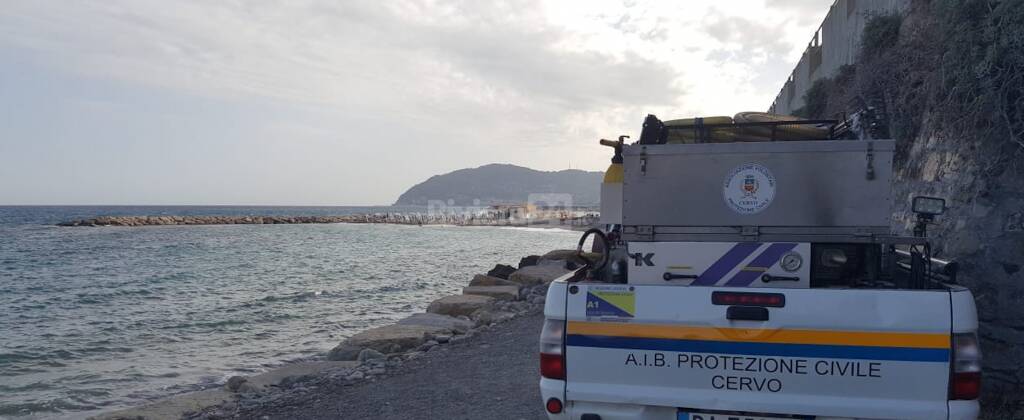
55,214,598,230
89,250,577,420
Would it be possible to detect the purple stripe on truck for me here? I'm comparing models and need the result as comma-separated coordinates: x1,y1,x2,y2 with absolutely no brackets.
691,242,762,286
723,243,798,287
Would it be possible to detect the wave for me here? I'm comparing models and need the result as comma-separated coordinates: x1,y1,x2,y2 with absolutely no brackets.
0,351,75,365
258,290,330,303
0,215,578,418
158,319,249,330
72,288,158,305
496,226,574,233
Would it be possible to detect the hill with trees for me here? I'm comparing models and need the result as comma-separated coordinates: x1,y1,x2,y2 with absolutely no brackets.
394,164,602,206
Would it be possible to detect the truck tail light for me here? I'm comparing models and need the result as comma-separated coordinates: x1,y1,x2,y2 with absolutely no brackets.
540,319,565,380
950,332,982,400
546,397,564,414
711,291,785,307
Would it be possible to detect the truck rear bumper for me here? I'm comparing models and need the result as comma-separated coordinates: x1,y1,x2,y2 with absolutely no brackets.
541,399,979,420
949,400,980,419
561,400,677,420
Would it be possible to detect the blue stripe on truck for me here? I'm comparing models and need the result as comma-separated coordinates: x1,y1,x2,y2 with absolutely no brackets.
566,334,950,363
691,242,761,286
724,242,798,286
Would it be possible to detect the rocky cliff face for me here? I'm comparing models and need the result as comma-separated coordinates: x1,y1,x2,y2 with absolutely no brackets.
892,119,1024,388
795,0,1024,392
890,1,1024,392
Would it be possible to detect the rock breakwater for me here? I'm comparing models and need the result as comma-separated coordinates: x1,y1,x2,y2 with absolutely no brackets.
57,213,596,228
58,215,359,227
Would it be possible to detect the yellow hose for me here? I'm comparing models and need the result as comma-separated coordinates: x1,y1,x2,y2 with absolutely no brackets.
733,112,830,140
659,113,831,143
664,116,736,143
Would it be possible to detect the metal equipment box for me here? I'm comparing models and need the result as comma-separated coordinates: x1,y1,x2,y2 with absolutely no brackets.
621,139,894,243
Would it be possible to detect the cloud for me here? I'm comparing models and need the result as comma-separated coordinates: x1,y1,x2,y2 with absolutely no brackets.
698,10,796,97
764,0,834,25
0,0,682,148
702,13,790,58
0,0,833,204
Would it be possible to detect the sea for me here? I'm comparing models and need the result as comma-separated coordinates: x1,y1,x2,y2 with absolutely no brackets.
0,206,579,419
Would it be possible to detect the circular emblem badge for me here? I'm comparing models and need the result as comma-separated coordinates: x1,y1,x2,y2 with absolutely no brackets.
723,163,776,215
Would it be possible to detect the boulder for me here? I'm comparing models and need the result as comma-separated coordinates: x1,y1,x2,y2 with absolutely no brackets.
471,308,516,326
468,274,521,288
538,249,600,267
528,283,550,296
508,265,572,286
245,361,359,389
225,376,248,392
357,348,386,362
235,382,260,394
463,285,520,301
418,340,439,351
326,324,448,361
426,294,494,317
327,345,364,361
395,312,474,334
485,264,517,279
89,389,233,420
518,255,540,268
540,249,579,261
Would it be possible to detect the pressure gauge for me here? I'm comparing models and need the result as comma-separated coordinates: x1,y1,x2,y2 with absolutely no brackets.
780,252,803,272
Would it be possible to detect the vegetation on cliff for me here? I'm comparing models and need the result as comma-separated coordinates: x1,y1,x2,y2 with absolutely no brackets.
796,0,1024,403
796,0,1023,166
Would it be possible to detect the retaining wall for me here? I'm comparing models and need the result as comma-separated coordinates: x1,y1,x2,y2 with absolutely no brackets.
768,0,910,115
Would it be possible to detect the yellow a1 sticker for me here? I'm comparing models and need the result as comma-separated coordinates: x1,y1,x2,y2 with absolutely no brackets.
586,286,635,318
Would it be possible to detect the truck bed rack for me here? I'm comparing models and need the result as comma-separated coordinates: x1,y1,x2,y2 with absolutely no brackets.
638,114,843,144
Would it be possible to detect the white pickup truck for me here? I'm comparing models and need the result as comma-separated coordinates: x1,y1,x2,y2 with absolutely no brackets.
539,115,982,420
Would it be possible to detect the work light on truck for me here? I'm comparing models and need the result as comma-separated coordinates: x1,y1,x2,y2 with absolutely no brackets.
951,332,982,400
912,196,946,216
540,319,565,380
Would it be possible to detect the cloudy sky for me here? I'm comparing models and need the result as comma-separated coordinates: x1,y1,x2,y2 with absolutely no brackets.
0,0,829,205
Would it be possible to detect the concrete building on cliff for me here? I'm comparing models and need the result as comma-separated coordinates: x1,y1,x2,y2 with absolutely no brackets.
769,0,909,115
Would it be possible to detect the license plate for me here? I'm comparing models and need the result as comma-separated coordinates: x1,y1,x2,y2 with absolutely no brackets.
678,412,806,420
